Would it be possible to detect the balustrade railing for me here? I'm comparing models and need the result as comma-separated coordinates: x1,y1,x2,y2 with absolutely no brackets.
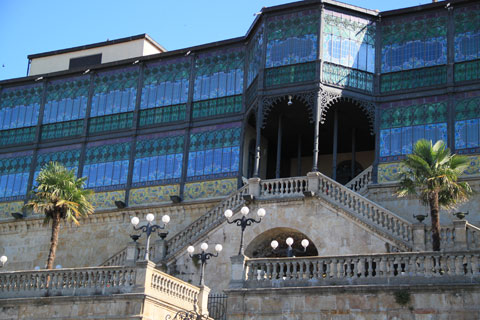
260,176,307,198
165,184,249,259
244,251,480,288
150,269,200,306
345,165,372,194
467,223,480,250
426,226,456,250
0,266,137,299
317,173,413,249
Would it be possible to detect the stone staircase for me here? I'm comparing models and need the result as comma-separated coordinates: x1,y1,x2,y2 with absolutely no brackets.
102,170,417,266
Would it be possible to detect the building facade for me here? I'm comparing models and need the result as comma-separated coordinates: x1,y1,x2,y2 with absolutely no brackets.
1,1,480,318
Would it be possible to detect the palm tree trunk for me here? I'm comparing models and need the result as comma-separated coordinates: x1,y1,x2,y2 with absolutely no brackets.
429,192,441,251
46,212,61,269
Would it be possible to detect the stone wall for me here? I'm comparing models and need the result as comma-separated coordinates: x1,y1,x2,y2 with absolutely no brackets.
170,197,392,293
0,200,217,271
226,284,480,319
366,178,480,225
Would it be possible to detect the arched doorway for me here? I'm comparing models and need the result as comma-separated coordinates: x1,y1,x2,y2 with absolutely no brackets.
319,99,375,183
245,227,318,258
259,96,314,179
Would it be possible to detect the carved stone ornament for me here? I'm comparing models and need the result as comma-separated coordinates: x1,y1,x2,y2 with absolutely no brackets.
260,91,317,129
318,85,376,135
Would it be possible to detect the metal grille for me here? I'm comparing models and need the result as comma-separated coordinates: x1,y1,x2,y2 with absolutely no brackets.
207,293,227,320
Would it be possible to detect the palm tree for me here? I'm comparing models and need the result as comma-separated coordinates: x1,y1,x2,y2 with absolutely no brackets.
25,162,94,269
397,139,472,251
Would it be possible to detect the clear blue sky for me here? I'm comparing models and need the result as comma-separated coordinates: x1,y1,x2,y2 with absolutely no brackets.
0,0,434,81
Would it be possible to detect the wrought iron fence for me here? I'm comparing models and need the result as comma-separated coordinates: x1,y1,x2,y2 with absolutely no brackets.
207,293,227,320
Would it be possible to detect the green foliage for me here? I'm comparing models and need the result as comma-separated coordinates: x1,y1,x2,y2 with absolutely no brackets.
25,162,94,225
397,139,472,209
394,290,411,306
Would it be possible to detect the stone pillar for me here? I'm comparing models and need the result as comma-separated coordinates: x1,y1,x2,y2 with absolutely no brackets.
197,285,211,316
453,220,468,250
248,177,261,198
134,260,156,294
412,223,426,251
154,235,168,268
125,241,139,266
307,171,321,194
229,254,248,289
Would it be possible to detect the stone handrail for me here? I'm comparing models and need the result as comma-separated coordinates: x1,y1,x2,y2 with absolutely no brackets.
316,173,413,250
260,176,307,198
344,165,372,194
102,247,128,266
467,223,480,249
426,226,456,250
165,184,249,259
0,266,137,299
149,267,200,307
244,251,480,288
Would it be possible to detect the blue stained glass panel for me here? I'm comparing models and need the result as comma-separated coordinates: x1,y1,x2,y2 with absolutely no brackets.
165,154,174,179
0,176,7,198
213,148,223,174
455,120,467,149
380,129,391,157
437,123,448,144
132,159,141,183
466,119,479,148
391,128,402,156
195,151,204,177
187,152,196,177
104,162,113,186
148,157,157,181
140,158,149,182
174,154,182,178
231,146,240,172
96,163,105,186
157,155,166,180
425,124,436,143
6,175,14,196
222,147,232,172
413,126,424,145
112,161,121,186
401,127,413,155
204,149,213,175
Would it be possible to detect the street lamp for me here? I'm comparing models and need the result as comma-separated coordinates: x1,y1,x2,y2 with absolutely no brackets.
224,206,266,255
0,255,7,267
131,213,170,260
187,242,222,286
271,237,309,257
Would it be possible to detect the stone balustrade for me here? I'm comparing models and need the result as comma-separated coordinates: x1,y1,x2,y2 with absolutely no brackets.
344,165,372,194
259,176,307,198
240,251,480,288
315,173,413,249
0,261,208,315
165,184,249,259
0,266,137,299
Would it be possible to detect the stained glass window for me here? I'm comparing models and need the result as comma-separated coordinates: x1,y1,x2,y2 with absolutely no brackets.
42,76,89,140
187,123,241,181
265,10,318,68
0,151,32,201
83,139,131,189
247,24,264,87
0,84,42,145
193,48,244,101
193,48,244,118
381,14,447,73
139,59,189,127
89,68,138,134
379,98,448,160
455,94,480,151
322,10,375,73
454,6,480,62
133,131,184,187
34,145,81,182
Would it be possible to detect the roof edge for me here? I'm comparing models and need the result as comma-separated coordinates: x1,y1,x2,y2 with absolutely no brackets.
27,33,166,60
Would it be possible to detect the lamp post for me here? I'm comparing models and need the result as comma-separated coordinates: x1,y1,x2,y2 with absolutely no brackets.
271,237,309,257
224,206,266,255
187,242,222,286
0,255,7,268
131,213,170,261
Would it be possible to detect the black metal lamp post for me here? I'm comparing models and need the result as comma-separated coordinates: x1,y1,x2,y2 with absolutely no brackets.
131,213,170,261
224,206,266,255
0,255,7,268
187,242,222,286
271,237,309,257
